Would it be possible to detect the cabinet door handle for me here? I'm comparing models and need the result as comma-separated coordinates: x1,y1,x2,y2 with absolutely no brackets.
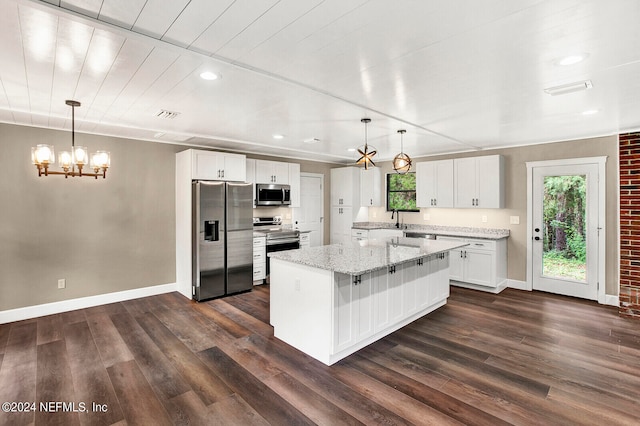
434,199,437,206
222,170,225,178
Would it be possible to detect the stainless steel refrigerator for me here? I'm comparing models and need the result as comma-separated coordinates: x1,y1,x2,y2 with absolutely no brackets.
192,181,253,301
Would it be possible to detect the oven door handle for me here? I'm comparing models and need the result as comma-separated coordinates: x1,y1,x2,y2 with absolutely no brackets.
267,237,300,245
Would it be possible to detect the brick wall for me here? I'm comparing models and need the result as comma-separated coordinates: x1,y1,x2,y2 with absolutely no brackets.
619,132,640,318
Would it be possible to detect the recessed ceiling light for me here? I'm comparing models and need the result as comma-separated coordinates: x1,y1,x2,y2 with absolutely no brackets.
557,54,588,66
200,71,219,80
582,109,599,115
272,134,284,139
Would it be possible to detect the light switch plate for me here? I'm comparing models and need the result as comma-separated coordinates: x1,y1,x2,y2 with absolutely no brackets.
58,278,66,289
481,215,488,223
510,216,520,225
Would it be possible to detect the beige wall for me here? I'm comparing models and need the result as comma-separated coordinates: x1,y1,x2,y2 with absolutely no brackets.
0,123,183,311
368,135,619,296
0,123,339,311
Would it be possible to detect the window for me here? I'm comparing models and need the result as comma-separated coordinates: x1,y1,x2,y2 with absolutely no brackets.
386,172,418,212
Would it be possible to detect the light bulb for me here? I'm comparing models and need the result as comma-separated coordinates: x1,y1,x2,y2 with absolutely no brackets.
91,151,110,168
74,146,88,164
33,144,54,164
59,151,72,168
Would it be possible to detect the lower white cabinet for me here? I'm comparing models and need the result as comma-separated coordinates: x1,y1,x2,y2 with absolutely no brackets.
351,228,369,242
253,236,266,283
439,236,507,292
331,206,353,244
299,232,310,247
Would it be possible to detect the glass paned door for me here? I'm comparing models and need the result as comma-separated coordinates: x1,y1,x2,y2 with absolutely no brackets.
532,164,598,300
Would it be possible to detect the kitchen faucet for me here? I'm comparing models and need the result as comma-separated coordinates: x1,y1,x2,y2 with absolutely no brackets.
391,209,400,228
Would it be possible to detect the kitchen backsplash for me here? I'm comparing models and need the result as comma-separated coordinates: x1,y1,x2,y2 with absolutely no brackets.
253,206,293,224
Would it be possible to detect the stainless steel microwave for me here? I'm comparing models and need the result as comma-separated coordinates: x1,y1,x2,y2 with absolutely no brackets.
256,183,291,206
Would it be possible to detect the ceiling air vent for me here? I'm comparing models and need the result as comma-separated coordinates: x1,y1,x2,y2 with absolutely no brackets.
544,80,593,96
155,109,181,119
303,138,321,144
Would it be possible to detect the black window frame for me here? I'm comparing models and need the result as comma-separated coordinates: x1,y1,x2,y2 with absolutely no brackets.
386,172,419,212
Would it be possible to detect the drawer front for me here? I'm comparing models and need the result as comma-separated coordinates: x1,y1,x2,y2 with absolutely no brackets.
466,239,496,251
253,265,265,280
300,233,310,242
253,237,266,248
351,229,368,238
253,251,265,263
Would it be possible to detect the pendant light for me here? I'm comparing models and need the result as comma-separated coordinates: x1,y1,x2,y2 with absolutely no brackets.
392,129,412,174
31,100,110,179
355,118,377,170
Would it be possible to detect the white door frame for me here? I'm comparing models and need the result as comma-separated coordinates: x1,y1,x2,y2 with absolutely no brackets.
526,157,607,304
295,172,325,245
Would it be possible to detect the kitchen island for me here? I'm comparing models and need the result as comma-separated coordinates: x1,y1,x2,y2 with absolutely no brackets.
268,237,468,365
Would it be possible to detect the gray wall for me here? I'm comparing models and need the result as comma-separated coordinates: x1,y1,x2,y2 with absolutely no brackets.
0,123,182,311
368,135,619,295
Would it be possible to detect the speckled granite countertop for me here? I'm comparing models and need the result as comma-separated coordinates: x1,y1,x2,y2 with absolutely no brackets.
352,222,509,240
268,237,468,275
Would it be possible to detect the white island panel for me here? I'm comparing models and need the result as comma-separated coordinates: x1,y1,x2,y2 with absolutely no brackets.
270,259,333,364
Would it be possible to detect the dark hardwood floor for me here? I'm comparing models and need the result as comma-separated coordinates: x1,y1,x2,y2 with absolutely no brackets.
1,285,639,425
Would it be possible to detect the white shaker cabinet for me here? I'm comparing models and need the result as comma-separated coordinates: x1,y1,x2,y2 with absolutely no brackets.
331,167,360,207
331,206,353,244
416,160,454,208
191,149,246,182
253,235,266,283
331,167,363,244
453,155,504,208
288,163,301,207
438,236,507,292
360,167,381,207
256,160,289,184
246,159,256,208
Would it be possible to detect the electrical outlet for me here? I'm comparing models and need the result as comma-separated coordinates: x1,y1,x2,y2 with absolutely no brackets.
423,213,430,221
510,216,520,225
481,215,488,223
58,278,66,289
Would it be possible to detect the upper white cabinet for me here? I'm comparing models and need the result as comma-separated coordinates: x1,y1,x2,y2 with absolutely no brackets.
256,160,289,184
360,168,381,207
416,160,454,208
453,155,504,208
331,167,360,207
331,167,362,244
191,149,246,181
288,163,301,208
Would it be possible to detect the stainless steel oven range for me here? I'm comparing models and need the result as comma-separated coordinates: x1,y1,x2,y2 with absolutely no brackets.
253,216,300,277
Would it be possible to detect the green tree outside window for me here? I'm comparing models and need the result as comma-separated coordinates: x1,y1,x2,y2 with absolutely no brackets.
386,173,418,212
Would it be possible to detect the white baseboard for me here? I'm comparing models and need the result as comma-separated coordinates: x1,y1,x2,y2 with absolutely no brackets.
0,282,178,324
603,294,619,307
507,279,529,291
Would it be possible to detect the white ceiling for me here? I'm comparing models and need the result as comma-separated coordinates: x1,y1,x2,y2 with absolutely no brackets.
2,0,640,164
